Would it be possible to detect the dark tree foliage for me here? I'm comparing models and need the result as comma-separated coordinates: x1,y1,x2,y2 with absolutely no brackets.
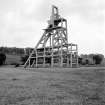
0,53,6,65
85,59,89,65
21,55,29,64
79,54,104,65
0,47,33,55
45,57,51,64
93,54,104,65
78,57,82,64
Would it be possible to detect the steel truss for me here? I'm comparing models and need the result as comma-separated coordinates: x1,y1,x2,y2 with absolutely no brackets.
24,5,78,68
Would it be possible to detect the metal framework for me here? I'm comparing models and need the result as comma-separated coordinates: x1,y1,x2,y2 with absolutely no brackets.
24,5,78,68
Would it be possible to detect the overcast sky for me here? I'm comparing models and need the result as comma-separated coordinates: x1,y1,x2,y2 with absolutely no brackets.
0,0,105,55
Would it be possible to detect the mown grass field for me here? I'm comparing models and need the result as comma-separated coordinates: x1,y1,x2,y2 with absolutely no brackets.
0,67,105,105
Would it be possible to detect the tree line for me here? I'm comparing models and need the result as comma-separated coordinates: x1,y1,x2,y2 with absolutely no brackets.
78,54,104,65
0,47,104,66
0,47,33,55
0,47,33,66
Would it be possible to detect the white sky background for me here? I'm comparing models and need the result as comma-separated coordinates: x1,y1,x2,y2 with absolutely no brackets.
0,0,105,55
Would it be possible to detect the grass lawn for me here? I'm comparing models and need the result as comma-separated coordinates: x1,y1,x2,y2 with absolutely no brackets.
0,67,105,105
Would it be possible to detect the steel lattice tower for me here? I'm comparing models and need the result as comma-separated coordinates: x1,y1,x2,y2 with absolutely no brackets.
24,6,78,68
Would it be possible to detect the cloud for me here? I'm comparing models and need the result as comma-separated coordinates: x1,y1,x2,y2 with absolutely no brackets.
0,0,104,55
28,0,105,24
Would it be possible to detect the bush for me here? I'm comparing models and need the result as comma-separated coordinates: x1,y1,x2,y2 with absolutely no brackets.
93,54,104,65
78,57,82,65
88,58,94,65
81,58,88,65
0,53,6,65
79,54,104,66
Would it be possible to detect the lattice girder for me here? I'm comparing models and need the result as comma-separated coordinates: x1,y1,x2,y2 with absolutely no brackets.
24,5,78,68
